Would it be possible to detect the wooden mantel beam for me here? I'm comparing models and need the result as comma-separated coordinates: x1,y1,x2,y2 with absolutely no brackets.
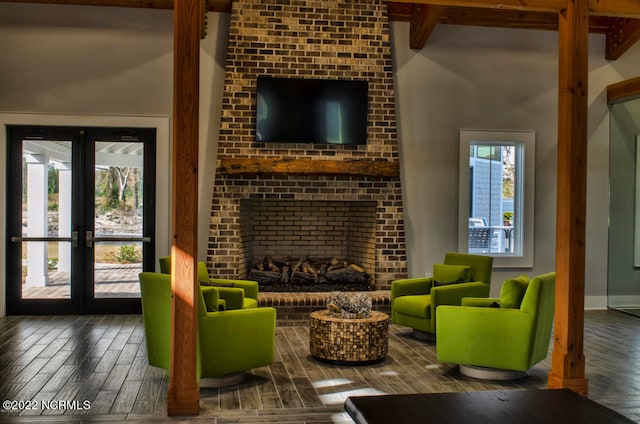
217,157,400,178
548,0,589,397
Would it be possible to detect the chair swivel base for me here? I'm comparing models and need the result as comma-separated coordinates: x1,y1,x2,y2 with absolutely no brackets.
412,329,435,341
200,372,246,388
459,365,527,381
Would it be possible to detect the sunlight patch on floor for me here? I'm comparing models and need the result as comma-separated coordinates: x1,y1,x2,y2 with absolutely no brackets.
313,378,353,389
320,388,387,405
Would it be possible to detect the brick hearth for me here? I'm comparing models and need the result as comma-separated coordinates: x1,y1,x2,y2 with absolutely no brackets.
207,0,407,290
258,290,391,326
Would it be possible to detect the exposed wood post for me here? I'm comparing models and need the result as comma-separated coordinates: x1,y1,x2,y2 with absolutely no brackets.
167,0,201,415
548,0,589,397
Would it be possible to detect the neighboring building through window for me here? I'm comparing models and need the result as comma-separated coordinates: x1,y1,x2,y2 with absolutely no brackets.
459,130,535,268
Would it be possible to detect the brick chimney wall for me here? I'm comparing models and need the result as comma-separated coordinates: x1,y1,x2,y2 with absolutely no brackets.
207,0,407,289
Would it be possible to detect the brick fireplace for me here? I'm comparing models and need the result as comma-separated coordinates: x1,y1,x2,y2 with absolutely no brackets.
206,0,407,290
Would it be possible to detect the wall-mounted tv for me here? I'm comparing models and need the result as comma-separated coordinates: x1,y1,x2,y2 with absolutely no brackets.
256,76,368,145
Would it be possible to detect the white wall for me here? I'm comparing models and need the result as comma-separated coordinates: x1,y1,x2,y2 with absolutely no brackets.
0,3,228,316
392,22,640,307
2,4,640,316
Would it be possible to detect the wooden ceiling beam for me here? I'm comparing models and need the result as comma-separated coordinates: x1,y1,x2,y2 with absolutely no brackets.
410,4,444,49
389,4,616,34
590,0,640,18
0,0,232,12
4,0,640,18
387,0,640,18
606,18,640,60
388,0,563,13
438,7,559,30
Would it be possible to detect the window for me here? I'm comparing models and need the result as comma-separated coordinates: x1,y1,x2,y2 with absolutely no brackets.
458,129,535,268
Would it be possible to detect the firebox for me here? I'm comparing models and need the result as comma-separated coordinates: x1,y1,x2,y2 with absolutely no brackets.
240,200,376,291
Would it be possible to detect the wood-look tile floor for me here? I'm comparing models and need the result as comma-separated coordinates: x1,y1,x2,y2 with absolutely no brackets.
0,310,638,423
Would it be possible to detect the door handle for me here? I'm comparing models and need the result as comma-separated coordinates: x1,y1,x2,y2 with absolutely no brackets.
84,231,150,247
11,236,74,243
72,230,78,248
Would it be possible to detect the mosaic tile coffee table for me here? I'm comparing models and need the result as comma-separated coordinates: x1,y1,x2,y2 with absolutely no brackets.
309,309,389,365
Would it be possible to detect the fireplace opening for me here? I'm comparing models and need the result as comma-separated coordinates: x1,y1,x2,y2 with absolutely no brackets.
239,199,377,292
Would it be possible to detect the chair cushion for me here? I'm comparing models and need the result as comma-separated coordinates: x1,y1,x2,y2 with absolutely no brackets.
499,275,530,309
433,264,471,286
393,295,431,319
243,298,258,309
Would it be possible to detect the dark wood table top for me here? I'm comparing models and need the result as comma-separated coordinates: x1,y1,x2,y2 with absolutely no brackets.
344,389,635,424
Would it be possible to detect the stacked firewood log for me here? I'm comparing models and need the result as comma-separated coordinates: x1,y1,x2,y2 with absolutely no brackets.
247,256,371,290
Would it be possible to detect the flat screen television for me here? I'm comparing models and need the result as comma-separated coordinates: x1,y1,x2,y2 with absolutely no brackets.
256,76,368,145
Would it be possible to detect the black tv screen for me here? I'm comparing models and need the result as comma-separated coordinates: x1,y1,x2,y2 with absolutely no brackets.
256,76,368,145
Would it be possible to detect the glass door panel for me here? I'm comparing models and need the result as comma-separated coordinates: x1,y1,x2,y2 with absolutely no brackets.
93,141,145,299
19,139,73,300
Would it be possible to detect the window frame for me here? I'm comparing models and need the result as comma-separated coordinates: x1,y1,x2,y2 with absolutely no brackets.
458,129,535,268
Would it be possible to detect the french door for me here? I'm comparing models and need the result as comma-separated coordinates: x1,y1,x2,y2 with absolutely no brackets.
6,125,156,314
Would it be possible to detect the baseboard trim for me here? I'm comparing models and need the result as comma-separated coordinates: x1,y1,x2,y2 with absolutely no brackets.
607,295,640,309
585,296,608,310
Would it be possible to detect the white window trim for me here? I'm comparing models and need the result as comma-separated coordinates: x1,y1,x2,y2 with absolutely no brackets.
458,129,535,268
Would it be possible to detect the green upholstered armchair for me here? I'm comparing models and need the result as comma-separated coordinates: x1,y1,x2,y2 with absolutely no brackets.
139,272,276,385
436,272,555,380
391,252,493,339
158,256,258,310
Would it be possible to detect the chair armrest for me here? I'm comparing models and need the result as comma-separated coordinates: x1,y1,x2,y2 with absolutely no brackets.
431,281,490,307
391,278,433,299
216,287,245,310
436,306,535,368
462,297,499,307
200,286,220,312
210,279,259,300
430,282,490,330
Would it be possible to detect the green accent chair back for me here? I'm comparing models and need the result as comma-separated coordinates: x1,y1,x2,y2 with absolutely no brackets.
391,252,493,336
436,272,555,373
158,256,259,309
139,272,276,379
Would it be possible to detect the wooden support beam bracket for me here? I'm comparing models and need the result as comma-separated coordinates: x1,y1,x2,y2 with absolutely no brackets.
606,18,640,60
410,4,444,49
607,76,640,104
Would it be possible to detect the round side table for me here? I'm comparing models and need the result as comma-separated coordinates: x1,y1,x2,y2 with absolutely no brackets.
309,309,389,365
